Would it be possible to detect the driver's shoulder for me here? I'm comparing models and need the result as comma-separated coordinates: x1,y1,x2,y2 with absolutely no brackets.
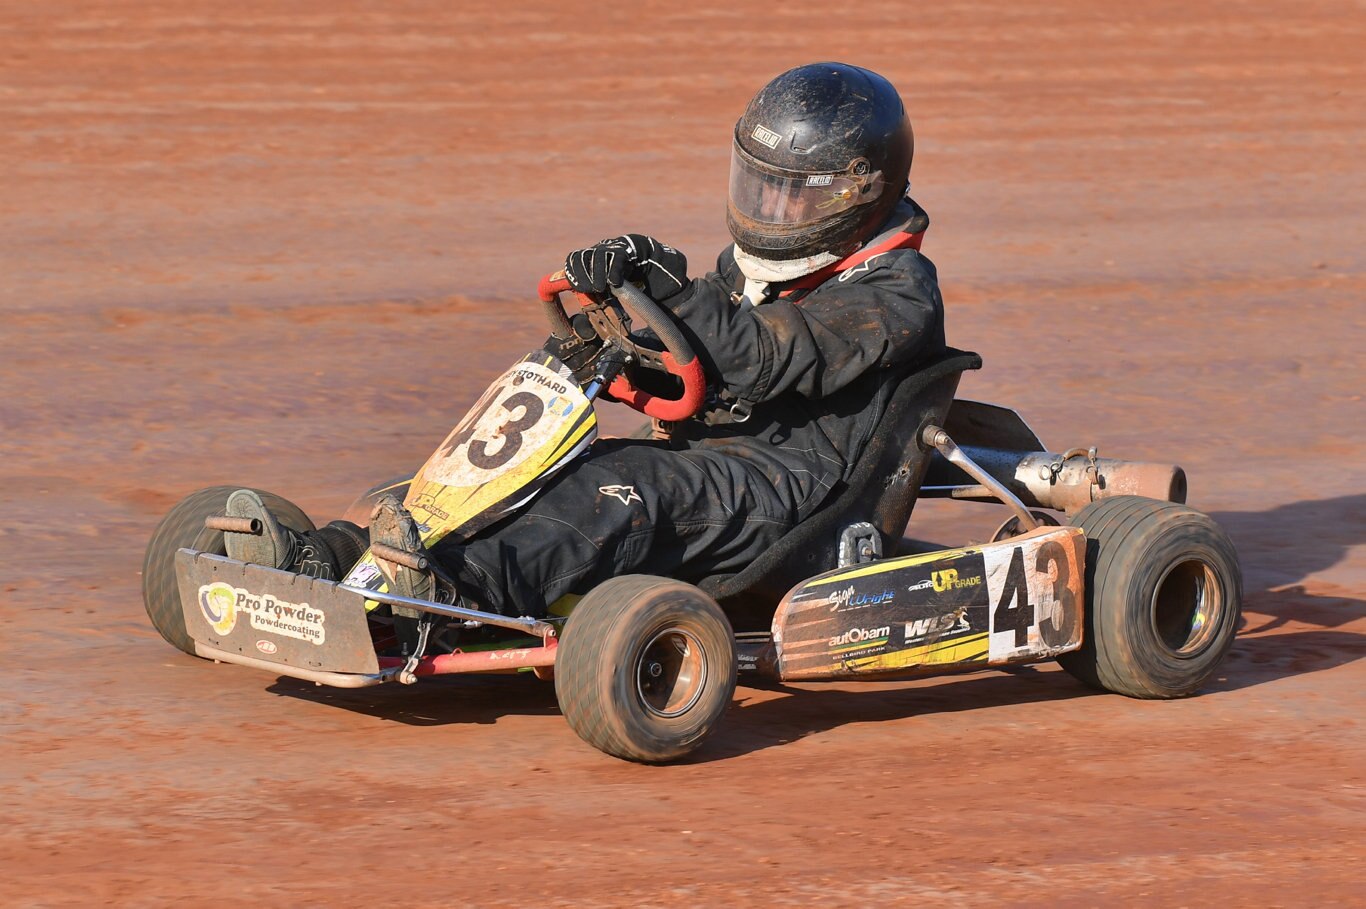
842,245,936,286
801,247,939,309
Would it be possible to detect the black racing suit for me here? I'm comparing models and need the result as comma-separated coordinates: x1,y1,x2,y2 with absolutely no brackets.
434,198,946,617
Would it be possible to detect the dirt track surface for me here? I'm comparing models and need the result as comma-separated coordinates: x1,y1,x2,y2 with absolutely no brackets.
3,2,1363,905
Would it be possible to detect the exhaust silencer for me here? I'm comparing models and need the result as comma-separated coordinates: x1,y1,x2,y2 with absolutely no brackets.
923,446,1187,514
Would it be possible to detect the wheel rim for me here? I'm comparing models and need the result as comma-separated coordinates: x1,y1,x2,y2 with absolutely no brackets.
1150,558,1224,657
635,627,707,719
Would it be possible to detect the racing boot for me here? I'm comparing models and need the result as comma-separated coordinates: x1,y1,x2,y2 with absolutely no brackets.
367,494,435,602
368,494,441,657
222,489,366,581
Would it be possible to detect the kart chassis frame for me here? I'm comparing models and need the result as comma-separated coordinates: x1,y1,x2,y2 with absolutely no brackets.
179,419,1115,689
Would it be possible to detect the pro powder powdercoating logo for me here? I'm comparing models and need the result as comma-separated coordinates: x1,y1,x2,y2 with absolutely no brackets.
195,583,327,645
199,582,239,635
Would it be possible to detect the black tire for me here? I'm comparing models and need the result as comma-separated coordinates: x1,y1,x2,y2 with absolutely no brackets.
142,486,315,656
1058,495,1242,698
555,575,737,763
341,475,412,526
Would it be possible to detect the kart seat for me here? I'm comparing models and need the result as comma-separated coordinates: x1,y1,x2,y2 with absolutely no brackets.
699,347,982,631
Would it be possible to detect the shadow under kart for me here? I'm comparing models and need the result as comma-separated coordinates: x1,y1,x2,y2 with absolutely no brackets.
143,276,1242,763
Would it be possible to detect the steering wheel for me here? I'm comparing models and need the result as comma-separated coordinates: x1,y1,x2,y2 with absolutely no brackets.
537,273,707,422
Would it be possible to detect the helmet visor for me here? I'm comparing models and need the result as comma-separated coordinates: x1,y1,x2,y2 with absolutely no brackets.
728,143,885,228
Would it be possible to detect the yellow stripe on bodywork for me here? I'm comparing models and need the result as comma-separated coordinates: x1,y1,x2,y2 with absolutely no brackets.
544,410,596,467
808,547,975,586
841,632,989,672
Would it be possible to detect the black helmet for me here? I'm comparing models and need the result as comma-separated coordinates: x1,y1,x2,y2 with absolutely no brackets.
727,62,914,262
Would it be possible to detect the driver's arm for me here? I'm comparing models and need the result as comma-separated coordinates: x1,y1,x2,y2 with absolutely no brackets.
665,249,945,404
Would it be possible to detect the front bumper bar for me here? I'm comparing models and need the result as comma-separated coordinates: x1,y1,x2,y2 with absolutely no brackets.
177,549,559,689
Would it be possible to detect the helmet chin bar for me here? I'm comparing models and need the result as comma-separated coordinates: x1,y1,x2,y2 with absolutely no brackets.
732,245,840,283
726,199,875,263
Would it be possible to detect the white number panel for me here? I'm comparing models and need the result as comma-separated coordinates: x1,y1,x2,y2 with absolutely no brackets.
983,526,1086,662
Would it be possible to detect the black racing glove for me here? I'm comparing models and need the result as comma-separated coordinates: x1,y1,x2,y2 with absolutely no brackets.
564,234,689,302
543,314,602,385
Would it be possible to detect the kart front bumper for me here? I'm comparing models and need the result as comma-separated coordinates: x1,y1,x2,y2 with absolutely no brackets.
176,549,558,688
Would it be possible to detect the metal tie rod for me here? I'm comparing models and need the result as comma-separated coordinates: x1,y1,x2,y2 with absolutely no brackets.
337,584,557,638
921,424,1041,532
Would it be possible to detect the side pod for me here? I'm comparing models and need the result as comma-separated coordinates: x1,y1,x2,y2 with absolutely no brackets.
771,526,1085,681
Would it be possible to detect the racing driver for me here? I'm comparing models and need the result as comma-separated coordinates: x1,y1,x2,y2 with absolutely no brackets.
223,62,948,628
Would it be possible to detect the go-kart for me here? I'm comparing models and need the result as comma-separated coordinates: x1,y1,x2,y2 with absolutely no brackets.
143,273,1242,763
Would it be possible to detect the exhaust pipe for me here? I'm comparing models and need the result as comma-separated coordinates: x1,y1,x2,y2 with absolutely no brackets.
922,445,1187,514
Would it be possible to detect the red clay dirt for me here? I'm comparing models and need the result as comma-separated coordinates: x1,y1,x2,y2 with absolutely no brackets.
2,2,1363,905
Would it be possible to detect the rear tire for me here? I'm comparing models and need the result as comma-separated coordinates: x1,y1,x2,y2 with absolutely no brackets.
1058,495,1241,698
142,486,315,656
556,575,737,763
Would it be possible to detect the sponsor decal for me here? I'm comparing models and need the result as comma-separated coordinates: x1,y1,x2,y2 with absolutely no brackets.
830,625,892,653
827,586,856,610
907,578,934,592
411,493,450,521
837,252,890,283
199,582,238,635
545,394,576,418
195,583,327,645
599,484,642,506
932,568,982,592
345,561,383,588
828,587,894,611
904,607,972,644
806,174,834,187
255,639,278,655
489,649,532,660
751,124,782,149
510,367,570,395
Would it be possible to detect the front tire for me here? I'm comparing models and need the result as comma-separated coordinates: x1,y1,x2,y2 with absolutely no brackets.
341,475,412,526
1058,496,1241,698
556,575,737,763
142,486,315,656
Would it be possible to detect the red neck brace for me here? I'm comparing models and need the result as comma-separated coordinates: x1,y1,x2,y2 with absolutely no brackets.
778,228,925,299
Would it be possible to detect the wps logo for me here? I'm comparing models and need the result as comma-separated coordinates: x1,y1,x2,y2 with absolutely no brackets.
905,608,971,643
932,568,982,592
